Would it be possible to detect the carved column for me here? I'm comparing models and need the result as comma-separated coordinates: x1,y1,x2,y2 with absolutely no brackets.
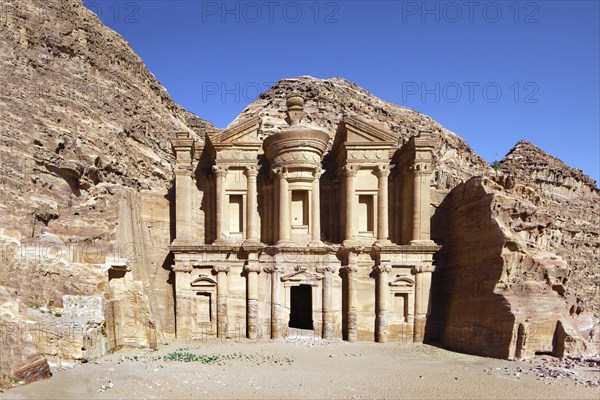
317,265,336,339
266,183,274,244
173,263,193,338
343,166,357,244
213,264,229,338
311,168,322,244
376,264,392,343
394,172,402,244
174,169,194,244
401,165,412,244
206,174,214,242
276,169,290,244
171,133,195,245
411,165,422,242
265,265,284,339
376,166,391,245
413,264,435,342
419,167,432,241
244,166,259,244
244,263,261,339
213,165,227,243
411,164,432,243
344,250,360,342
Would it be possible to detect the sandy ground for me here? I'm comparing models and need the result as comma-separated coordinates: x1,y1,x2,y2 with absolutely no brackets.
2,336,599,400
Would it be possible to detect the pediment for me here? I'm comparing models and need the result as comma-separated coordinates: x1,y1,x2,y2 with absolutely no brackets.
207,117,262,147
191,274,217,287
333,116,397,149
281,267,323,282
389,276,415,287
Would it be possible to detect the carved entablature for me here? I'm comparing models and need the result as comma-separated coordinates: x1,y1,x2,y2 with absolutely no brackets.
263,130,329,170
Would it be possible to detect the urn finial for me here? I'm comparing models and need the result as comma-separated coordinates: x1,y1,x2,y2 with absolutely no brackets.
285,93,307,126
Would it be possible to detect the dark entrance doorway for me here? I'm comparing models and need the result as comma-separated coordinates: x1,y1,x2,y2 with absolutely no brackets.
289,284,313,329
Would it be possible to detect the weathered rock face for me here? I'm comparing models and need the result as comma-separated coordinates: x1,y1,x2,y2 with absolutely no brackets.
0,0,213,385
431,171,599,359
0,287,51,389
500,141,599,317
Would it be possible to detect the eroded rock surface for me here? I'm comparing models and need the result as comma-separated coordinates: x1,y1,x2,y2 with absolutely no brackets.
0,0,212,385
500,141,599,318
0,286,51,388
432,169,599,359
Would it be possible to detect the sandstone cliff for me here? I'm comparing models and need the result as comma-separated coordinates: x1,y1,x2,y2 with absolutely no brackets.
431,144,599,358
500,141,599,317
0,0,213,386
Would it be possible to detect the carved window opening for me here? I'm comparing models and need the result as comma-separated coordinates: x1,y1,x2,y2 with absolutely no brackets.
358,194,374,233
393,293,409,323
196,292,212,323
289,284,313,330
108,268,127,281
228,194,243,233
291,190,308,227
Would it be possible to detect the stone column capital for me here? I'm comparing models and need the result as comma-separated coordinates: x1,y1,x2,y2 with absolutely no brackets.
341,265,359,273
244,263,262,274
244,165,259,178
213,264,230,274
341,164,359,177
410,162,432,175
375,165,391,178
347,245,364,255
271,167,289,178
313,167,324,178
263,265,284,274
173,263,193,273
212,164,228,176
376,264,393,274
317,265,337,274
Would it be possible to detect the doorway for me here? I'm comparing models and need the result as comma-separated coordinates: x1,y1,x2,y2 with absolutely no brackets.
289,284,313,330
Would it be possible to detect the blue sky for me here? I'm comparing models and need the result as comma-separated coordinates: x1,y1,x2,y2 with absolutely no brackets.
84,0,599,183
